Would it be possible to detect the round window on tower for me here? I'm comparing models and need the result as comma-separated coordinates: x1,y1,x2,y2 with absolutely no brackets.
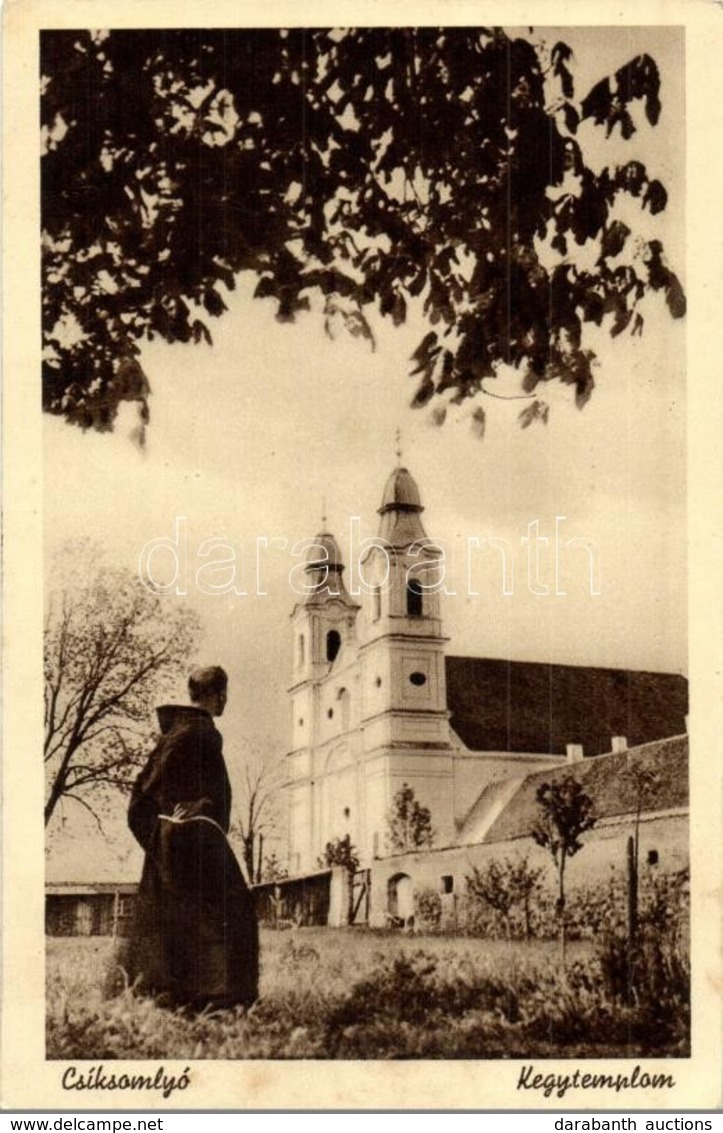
409,671,427,687
375,676,382,688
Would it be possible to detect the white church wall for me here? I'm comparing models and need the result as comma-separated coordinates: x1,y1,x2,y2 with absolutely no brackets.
322,764,356,847
286,748,312,781
359,649,391,721
319,678,357,744
362,712,449,751
289,693,309,751
287,782,313,874
360,751,456,861
363,759,389,860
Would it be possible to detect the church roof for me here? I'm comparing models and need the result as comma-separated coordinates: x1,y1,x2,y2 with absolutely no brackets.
299,530,359,608
445,655,688,757
379,467,423,513
480,734,689,845
306,532,343,569
378,466,428,546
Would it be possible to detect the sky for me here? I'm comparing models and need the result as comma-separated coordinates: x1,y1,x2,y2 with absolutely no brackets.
43,26,686,874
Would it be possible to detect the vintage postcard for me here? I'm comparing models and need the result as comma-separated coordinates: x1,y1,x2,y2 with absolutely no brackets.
3,0,722,1112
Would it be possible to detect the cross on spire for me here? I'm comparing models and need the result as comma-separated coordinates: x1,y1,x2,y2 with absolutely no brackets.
321,496,327,529
395,427,403,465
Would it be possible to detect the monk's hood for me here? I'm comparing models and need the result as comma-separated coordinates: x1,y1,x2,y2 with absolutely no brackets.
156,704,212,735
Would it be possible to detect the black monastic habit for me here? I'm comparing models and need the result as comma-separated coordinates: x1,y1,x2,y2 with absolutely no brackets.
121,705,258,1009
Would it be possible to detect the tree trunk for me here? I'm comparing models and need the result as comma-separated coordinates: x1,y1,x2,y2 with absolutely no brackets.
558,862,567,970
625,833,639,1007
243,836,254,884
256,833,264,884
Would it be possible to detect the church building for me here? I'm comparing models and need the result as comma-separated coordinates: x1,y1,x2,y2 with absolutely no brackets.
284,465,688,888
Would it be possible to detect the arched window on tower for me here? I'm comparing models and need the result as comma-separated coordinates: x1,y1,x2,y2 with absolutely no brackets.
326,629,341,662
406,578,423,617
298,634,305,667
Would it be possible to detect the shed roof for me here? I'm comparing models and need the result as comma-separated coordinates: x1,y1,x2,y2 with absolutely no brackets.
482,733,689,845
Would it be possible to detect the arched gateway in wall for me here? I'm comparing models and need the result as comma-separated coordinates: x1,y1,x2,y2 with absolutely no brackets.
387,872,414,921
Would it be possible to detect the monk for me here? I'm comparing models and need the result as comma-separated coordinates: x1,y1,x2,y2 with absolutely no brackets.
121,666,258,1010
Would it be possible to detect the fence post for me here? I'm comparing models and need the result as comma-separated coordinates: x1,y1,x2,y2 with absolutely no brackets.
627,834,638,943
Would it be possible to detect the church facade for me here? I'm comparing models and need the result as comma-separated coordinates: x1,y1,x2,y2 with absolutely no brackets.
284,466,688,883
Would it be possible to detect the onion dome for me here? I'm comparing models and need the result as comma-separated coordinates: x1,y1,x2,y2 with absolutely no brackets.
379,467,423,513
378,467,428,546
306,532,343,571
302,531,356,606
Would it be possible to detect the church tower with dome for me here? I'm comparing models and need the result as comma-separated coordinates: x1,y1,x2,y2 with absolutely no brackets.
284,463,689,894
285,465,457,874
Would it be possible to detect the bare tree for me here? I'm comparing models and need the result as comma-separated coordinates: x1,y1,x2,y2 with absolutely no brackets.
44,545,200,829
230,755,285,883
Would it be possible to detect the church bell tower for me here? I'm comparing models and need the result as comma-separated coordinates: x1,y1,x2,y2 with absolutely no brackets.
286,528,360,872
358,465,454,853
360,466,450,744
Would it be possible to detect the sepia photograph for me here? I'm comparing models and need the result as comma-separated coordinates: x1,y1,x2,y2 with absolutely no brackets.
3,0,722,1112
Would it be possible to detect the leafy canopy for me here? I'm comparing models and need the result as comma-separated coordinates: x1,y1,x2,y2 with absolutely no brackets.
318,833,360,875
261,851,289,884
386,782,435,854
467,854,545,918
532,774,595,966
42,28,684,435
532,775,596,871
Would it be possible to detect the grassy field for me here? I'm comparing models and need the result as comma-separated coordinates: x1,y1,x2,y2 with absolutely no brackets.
46,927,689,1060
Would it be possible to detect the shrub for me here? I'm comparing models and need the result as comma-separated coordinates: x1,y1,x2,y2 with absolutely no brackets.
464,855,546,939
413,887,442,932
596,867,690,1027
564,870,628,940
47,901,690,1061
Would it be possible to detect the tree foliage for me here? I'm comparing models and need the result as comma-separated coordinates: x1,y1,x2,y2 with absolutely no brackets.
386,782,435,854
41,28,684,435
318,834,360,923
532,776,596,883
44,545,200,829
532,775,595,961
260,851,289,884
466,854,545,938
318,833,360,875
